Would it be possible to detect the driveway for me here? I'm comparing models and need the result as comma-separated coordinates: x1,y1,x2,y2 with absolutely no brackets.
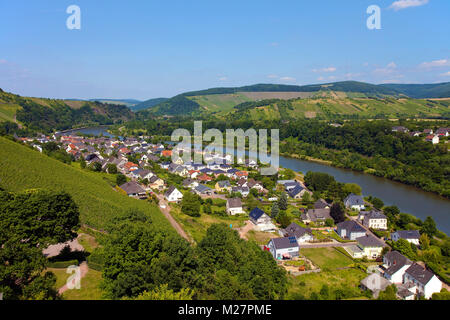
298,240,357,249
155,194,194,244
237,220,254,240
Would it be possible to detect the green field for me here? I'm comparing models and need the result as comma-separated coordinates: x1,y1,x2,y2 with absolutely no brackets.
0,137,172,231
287,268,367,299
0,103,21,122
46,267,104,300
301,247,354,270
189,93,251,116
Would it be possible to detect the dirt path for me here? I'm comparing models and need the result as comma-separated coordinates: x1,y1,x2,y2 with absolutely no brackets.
58,261,89,295
155,194,194,244
237,220,254,240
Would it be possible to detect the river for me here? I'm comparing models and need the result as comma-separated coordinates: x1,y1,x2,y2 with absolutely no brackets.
67,126,450,235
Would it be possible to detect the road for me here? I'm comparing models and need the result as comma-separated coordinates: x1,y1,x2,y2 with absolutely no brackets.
155,194,194,244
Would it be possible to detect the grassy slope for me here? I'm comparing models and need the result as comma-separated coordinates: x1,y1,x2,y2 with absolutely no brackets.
0,137,172,231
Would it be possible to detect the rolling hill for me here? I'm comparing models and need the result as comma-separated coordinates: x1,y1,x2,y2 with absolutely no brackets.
136,81,450,120
88,99,142,108
131,97,169,111
381,82,450,99
140,81,450,118
0,89,135,133
0,136,172,232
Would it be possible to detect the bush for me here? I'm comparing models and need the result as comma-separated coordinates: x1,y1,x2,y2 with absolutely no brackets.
47,259,79,269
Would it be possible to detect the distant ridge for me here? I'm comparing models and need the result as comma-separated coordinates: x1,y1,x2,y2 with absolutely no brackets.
380,82,450,99
131,98,169,111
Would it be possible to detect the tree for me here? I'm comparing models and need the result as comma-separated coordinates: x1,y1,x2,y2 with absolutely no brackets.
0,189,80,300
302,192,312,206
278,192,288,211
391,239,417,260
330,202,346,224
420,233,430,250
106,163,118,174
369,197,384,210
271,203,280,218
377,284,397,300
80,159,86,169
276,211,292,229
343,183,362,195
90,162,102,172
421,216,437,238
325,218,334,227
181,192,201,217
135,284,194,300
116,173,127,186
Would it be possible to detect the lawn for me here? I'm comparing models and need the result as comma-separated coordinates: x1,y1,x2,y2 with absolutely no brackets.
246,230,278,245
287,268,367,299
301,247,354,270
47,267,104,300
169,205,248,243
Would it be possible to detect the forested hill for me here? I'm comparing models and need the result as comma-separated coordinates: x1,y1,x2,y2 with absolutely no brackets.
0,89,135,133
139,81,450,117
381,82,450,99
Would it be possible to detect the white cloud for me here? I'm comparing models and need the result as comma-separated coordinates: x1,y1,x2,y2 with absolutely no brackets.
279,76,296,82
267,74,279,79
420,59,450,68
389,0,429,11
317,76,325,81
313,67,337,73
269,42,279,47
374,62,397,75
218,76,228,81
440,71,450,77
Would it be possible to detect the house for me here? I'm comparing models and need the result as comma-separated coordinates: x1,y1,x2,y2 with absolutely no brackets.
356,234,386,259
337,220,367,240
123,162,139,173
423,129,433,135
161,150,172,157
249,207,276,232
391,230,421,246
435,127,449,137
403,263,442,299
131,169,153,181
237,178,248,188
267,237,299,260
287,185,307,199
235,171,248,180
188,170,200,179
215,180,232,193
314,198,330,209
198,173,213,182
247,179,264,192
226,198,244,215
231,186,250,198
382,251,412,284
182,178,198,189
194,184,213,196
165,186,183,202
396,282,417,300
302,208,331,225
358,210,388,230
149,175,165,190
425,135,439,144
119,181,147,199
344,193,365,211
360,273,392,299
279,222,314,243
392,126,409,133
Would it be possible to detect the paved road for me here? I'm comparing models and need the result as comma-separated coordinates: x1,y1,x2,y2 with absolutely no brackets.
156,194,194,244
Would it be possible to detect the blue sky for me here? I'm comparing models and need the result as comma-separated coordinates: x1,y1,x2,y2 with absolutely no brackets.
0,0,449,100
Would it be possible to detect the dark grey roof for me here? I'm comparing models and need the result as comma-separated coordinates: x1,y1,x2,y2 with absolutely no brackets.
360,210,387,220
395,230,420,240
119,181,146,195
282,223,312,239
227,198,242,209
405,263,435,286
288,185,304,198
149,175,161,183
344,193,365,206
164,186,179,197
195,184,212,194
337,220,366,234
271,237,299,249
384,251,412,276
306,208,331,221
356,234,385,248
217,180,231,188
314,199,329,209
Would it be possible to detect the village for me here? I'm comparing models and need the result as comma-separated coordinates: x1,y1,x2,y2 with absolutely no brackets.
17,129,449,300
